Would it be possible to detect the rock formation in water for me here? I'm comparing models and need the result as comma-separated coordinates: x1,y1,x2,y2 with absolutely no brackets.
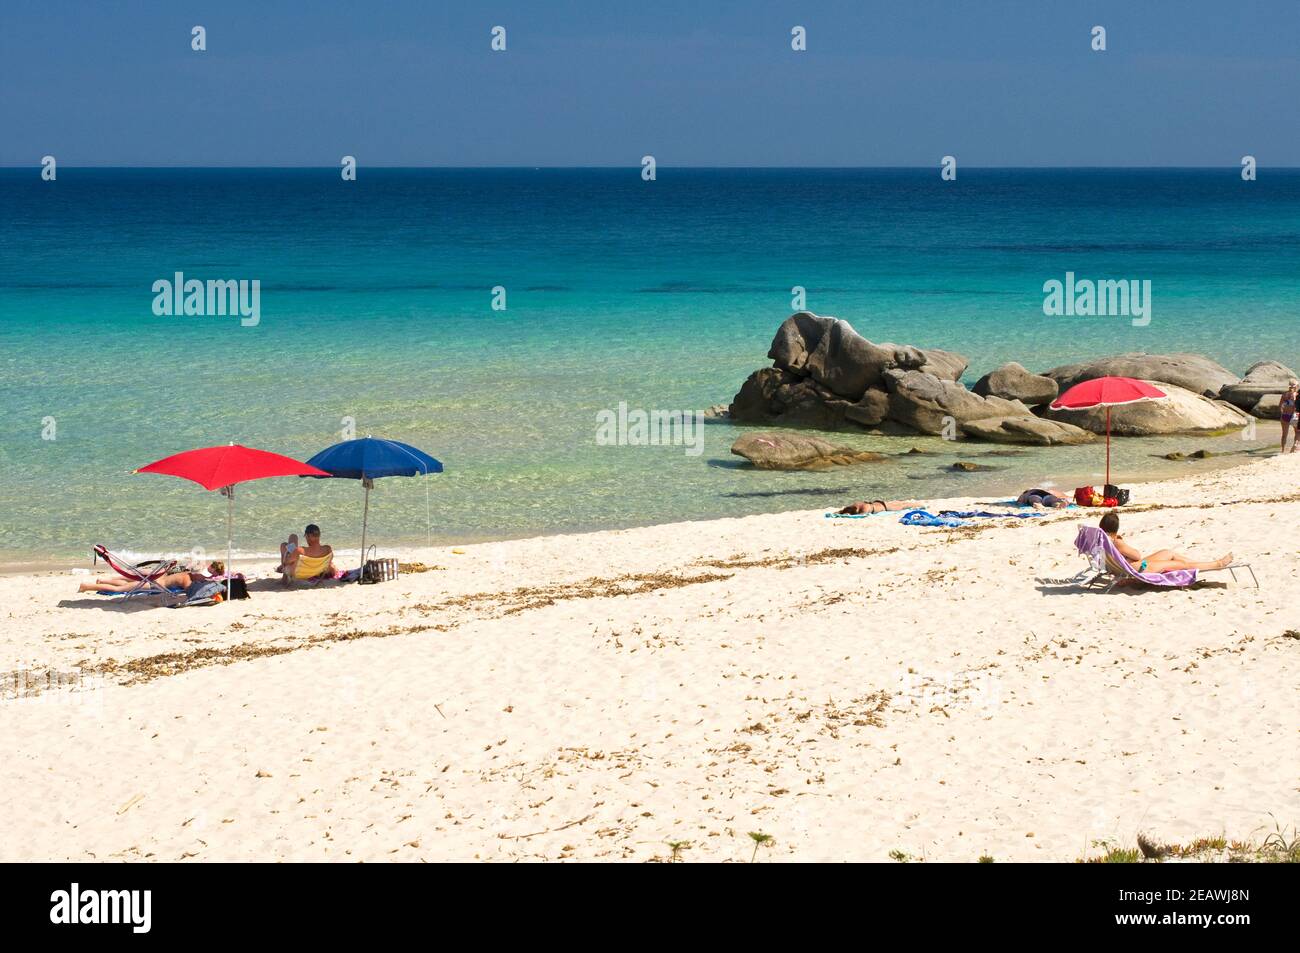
727,312,1275,442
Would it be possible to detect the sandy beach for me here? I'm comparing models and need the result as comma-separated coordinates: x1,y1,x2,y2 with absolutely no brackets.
2,453,1297,863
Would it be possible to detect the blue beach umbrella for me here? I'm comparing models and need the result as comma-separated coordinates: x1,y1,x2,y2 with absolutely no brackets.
305,437,444,568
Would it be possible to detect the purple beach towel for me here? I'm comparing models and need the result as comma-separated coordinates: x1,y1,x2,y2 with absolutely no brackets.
1074,525,1197,588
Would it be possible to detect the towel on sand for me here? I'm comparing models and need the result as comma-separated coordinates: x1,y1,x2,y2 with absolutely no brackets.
899,510,969,527
938,510,1045,519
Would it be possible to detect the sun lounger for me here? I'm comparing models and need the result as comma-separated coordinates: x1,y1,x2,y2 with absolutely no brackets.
283,551,335,585
1073,526,1257,590
91,545,183,601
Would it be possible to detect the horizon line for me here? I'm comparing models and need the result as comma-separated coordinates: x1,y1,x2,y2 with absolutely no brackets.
1,164,1293,171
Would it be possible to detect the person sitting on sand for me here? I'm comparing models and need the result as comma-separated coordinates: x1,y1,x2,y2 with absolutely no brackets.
1017,488,1070,508
836,499,916,515
80,561,224,594
1099,512,1232,573
282,524,334,582
275,533,299,573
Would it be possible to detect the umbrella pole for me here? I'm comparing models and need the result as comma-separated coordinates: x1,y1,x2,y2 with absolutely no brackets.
226,485,233,601
1106,406,1112,488
359,481,371,579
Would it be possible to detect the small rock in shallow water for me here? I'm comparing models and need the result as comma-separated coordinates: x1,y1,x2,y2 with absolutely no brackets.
730,432,889,470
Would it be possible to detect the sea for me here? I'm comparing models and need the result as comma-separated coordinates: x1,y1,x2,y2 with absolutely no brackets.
1,168,1295,567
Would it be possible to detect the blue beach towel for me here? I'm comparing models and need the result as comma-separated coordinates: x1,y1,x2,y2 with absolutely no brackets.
938,510,1045,520
899,509,970,528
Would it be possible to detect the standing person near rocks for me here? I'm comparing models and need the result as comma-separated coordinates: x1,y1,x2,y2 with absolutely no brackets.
1280,380,1298,453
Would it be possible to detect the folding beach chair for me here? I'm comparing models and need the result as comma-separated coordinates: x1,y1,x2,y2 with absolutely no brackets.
91,545,183,601
1072,526,1258,590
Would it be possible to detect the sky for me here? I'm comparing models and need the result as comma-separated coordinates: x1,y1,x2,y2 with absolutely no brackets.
2,0,1298,167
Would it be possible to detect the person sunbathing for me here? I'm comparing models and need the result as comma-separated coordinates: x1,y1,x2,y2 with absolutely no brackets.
1017,488,1070,508
836,499,916,514
80,561,224,593
1099,512,1232,573
282,524,334,583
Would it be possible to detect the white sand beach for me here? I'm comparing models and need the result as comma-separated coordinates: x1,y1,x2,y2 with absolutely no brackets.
2,454,1297,863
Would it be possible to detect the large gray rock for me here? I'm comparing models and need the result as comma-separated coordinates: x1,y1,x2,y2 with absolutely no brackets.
1218,360,1298,409
766,312,968,391
1251,393,1282,419
738,313,972,429
972,362,1058,405
868,343,968,381
884,370,1028,435
767,312,836,375
730,367,799,422
843,388,890,427
730,432,889,470
773,376,852,429
912,348,969,382
1042,353,1238,398
730,369,896,431
1041,381,1251,435
959,416,1096,446
802,319,902,399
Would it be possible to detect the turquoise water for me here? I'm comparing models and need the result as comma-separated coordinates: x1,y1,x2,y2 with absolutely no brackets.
0,169,1294,566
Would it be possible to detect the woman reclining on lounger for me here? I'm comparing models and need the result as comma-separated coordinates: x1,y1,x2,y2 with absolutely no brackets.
80,561,224,593
1099,512,1232,573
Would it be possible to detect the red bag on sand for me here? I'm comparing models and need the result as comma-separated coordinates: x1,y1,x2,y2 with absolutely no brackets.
1102,496,1119,507
1074,486,1097,506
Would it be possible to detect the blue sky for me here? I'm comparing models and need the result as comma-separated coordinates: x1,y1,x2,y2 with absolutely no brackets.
2,0,1298,166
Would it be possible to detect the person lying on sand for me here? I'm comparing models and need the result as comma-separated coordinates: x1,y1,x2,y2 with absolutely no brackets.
281,524,333,583
1017,488,1070,508
1099,512,1232,573
79,561,224,594
836,499,916,515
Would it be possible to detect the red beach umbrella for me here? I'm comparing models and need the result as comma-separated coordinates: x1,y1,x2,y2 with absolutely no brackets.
1050,376,1167,486
135,444,330,598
